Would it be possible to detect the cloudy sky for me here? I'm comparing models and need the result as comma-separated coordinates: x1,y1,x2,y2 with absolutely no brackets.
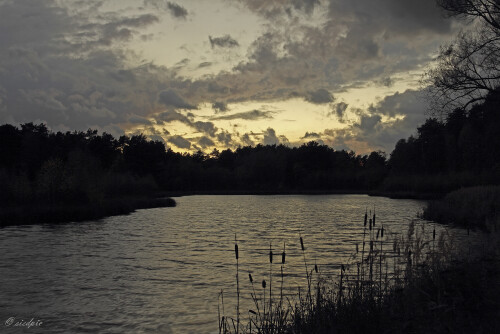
0,0,461,153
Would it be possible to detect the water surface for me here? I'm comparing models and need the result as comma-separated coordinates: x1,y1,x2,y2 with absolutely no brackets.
0,195,472,333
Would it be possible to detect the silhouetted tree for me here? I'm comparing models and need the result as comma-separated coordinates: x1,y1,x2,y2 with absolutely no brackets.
427,0,500,112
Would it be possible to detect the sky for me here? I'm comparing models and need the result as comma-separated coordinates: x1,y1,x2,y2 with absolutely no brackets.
0,0,461,154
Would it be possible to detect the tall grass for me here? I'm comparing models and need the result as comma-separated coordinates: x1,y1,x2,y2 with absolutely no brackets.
218,211,498,334
423,185,500,231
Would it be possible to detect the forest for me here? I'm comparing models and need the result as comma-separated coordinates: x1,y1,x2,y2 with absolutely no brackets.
1,89,500,209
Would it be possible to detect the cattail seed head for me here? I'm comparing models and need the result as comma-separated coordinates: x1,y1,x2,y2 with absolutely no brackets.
249,273,253,283
234,234,239,260
314,263,318,273
269,247,273,264
300,236,305,251
381,226,384,238
341,264,345,272
369,218,372,230
364,211,368,226
433,228,436,240
262,280,266,289
373,213,376,226
282,242,286,264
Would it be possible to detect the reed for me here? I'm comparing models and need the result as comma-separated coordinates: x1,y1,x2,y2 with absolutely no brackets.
235,234,240,334
218,208,495,334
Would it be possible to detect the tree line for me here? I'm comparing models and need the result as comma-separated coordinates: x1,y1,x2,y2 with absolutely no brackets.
0,123,388,204
1,87,499,204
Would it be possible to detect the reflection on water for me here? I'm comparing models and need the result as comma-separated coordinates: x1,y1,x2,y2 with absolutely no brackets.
0,195,474,333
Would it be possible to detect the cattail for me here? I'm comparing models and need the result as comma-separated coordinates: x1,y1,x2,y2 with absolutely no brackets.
269,244,273,263
341,264,345,272
282,243,286,264
364,210,368,226
234,234,239,260
433,228,436,240
262,280,266,289
373,209,376,226
314,263,319,273
376,229,380,239
369,218,372,230
249,310,257,315
249,273,253,283
300,236,305,251
381,226,384,238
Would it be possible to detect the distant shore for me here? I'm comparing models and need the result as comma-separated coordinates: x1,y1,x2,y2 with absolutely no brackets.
164,189,444,200
0,196,176,227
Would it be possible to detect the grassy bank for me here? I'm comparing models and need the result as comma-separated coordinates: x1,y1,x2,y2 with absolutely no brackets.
219,217,499,334
0,196,176,227
423,186,500,231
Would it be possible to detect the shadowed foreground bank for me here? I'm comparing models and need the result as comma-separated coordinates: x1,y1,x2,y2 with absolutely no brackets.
220,219,500,334
423,186,500,231
0,196,176,227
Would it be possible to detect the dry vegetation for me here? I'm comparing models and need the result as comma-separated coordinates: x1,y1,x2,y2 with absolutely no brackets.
219,213,500,334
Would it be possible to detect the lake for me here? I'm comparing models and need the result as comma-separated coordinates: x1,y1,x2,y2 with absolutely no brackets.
0,195,472,333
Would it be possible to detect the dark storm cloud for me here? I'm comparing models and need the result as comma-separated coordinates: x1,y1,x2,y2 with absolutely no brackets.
144,1,188,19
193,121,217,137
329,102,349,120
128,115,152,125
210,0,458,106
198,62,213,68
209,35,240,48
157,110,218,137
168,135,191,149
372,89,426,117
357,114,383,131
238,0,320,18
158,90,197,109
263,127,279,145
217,130,233,146
0,0,168,134
291,0,320,13
241,133,255,146
305,89,334,104
0,0,458,154
378,77,394,87
301,132,321,139
211,109,274,121
96,14,159,46
320,90,429,153
212,101,229,113
262,127,288,145
167,2,188,18
149,134,166,143
157,110,191,123
198,136,215,148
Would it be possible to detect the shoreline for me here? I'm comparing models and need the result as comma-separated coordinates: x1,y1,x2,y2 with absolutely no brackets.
0,189,447,227
0,196,176,227
163,189,444,200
